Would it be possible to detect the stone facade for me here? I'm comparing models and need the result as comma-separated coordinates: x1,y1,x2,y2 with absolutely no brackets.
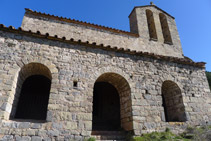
0,3,211,141
22,5,183,58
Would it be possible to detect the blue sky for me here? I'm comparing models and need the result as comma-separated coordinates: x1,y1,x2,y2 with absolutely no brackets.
0,0,211,71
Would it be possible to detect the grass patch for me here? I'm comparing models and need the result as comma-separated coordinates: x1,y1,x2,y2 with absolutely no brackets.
181,125,211,141
86,137,96,141
132,130,188,141
132,126,211,141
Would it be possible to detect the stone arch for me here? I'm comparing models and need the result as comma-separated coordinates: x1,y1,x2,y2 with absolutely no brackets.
146,9,157,40
159,13,173,44
162,80,187,122
92,72,133,131
10,62,52,120
94,67,133,89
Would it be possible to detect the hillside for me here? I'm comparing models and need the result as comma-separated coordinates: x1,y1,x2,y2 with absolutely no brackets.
206,71,211,89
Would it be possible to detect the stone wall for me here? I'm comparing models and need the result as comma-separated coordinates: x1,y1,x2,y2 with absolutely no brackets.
0,30,210,140
21,6,184,58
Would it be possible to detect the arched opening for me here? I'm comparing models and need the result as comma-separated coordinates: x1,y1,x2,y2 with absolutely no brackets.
146,9,157,40
159,13,173,44
92,73,132,131
162,80,186,122
10,63,52,121
15,75,51,120
93,82,120,130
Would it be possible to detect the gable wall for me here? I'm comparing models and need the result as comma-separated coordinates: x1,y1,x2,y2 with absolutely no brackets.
21,11,183,58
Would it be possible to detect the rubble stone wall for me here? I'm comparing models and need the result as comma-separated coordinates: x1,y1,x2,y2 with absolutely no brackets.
0,31,210,140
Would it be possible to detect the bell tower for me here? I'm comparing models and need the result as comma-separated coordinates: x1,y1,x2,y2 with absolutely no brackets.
129,2,182,48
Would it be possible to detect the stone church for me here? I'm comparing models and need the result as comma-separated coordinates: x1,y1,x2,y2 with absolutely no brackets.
0,3,211,141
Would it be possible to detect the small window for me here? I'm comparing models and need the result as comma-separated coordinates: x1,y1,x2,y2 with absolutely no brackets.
146,10,158,40
73,81,78,87
159,13,173,44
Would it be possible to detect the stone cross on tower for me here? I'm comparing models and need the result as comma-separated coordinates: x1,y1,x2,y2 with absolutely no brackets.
150,2,155,5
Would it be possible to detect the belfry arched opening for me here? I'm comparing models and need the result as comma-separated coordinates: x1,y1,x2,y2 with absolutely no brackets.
92,73,133,131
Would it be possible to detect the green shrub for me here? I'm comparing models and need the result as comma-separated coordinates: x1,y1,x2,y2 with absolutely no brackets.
165,127,170,132
132,131,186,141
87,137,96,141
181,125,211,141
131,126,211,141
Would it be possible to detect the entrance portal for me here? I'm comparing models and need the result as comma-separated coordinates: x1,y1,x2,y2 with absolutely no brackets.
92,82,121,130
92,73,133,132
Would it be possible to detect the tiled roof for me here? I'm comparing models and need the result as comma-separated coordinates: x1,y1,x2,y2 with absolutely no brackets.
0,24,206,68
25,8,139,37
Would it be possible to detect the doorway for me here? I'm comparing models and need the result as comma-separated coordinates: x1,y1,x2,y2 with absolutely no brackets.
92,82,121,130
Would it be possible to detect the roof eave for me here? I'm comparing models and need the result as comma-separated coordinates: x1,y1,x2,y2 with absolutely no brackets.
0,24,205,69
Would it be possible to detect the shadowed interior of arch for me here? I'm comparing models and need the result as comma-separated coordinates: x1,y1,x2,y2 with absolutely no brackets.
146,9,158,40
159,13,173,44
92,72,133,132
92,82,121,130
162,81,187,122
14,75,51,120
10,63,52,121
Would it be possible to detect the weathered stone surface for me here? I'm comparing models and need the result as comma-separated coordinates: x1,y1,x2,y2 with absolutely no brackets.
0,3,211,140
14,135,22,141
42,137,51,141
25,130,36,136
21,136,31,141
47,130,59,137
31,123,42,129
0,103,12,113
31,136,42,141
65,122,77,130
2,135,13,140
18,122,30,129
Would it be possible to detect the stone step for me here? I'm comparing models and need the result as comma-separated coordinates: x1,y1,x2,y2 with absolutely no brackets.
92,131,125,135
91,131,126,140
92,135,126,141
